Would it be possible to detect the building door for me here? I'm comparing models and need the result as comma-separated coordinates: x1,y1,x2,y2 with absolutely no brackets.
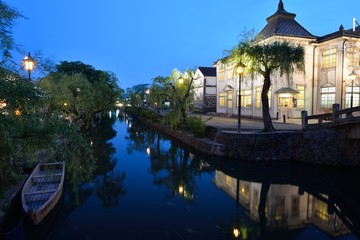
278,96,293,118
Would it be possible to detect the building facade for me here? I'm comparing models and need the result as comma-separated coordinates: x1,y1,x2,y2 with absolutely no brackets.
192,67,217,113
215,0,360,119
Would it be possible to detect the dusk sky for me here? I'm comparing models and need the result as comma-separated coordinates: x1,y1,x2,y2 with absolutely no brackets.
6,0,359,89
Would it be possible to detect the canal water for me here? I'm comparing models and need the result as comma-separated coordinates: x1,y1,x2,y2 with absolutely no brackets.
1,112,359,240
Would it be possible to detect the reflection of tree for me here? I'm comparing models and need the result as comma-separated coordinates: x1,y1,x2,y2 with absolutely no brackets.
64,115,125,214
90,115,127,208
95,170,126,208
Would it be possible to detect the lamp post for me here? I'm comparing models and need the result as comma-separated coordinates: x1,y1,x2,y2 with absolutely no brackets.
22,52,36,80
348,70,357,108
236,63,246,132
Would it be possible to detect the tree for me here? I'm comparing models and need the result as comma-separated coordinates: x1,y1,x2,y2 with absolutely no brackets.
226,35,305,132
39,61,121,129
0,2,24,65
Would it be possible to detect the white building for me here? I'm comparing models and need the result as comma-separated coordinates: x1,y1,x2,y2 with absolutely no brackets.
192,67,217,113
215,0,360,119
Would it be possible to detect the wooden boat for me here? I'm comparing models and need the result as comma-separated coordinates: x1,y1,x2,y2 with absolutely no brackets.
21,161,65,225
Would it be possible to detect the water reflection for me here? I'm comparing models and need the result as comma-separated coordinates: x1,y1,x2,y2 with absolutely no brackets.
1,113,359,239
125,116,360,239
209,159,360,239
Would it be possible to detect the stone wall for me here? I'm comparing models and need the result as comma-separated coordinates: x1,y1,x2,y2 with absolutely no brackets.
139,118,360,166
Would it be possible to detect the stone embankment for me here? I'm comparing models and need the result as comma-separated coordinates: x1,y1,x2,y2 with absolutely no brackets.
140,118,360,166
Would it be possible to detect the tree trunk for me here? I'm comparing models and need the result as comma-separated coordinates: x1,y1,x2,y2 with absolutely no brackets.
258,183,270,237
261,70,275,132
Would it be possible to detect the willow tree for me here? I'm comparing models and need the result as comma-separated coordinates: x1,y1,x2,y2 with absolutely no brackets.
227,38,305,132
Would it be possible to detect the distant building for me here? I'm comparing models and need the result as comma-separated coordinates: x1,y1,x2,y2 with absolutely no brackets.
192,67,217,113
215,0,360,119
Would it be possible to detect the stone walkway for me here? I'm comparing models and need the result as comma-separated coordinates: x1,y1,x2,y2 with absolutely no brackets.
191,113,303,131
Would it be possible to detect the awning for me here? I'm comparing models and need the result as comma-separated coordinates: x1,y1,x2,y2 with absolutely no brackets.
223,85,234,91
275,87,300,94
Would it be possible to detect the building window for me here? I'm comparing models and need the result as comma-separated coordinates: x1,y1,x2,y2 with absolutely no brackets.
227,91,233,109
291,196,300,218
219,92,225,107
320,86,335,110
252,189,259,211
238,89,252,107
345,85,360,108
240,182,250,202
256,87,271,108
225,175,232,187
315,199,329,222
322,48,336,68
218,64,225,81
256,87,261,108
347,47,360,68
296,85,305,108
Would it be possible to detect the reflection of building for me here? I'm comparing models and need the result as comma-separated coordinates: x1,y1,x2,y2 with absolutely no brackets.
215,0,360,119
214,170,351,237
192,67,217,113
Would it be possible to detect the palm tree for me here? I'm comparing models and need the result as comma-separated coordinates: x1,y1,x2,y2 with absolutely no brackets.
226,37,305,132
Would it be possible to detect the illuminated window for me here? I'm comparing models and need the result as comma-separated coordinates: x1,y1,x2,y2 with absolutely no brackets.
240,182,250,202
219,92,225,107
255,87,271,108
256,87,261,108
252,189,259,211
296,85,305,108
238,89,252,107
227,91,233,109
320,86,335,110
315,199,329,222
322,48,336,68
225,175,232,187
345,85,360,108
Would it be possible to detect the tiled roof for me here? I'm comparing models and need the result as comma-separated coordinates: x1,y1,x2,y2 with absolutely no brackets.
316,25,360,42
198,67,216,77
259,0,315,39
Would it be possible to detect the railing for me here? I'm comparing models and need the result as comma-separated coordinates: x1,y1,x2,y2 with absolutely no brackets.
301,104,360,130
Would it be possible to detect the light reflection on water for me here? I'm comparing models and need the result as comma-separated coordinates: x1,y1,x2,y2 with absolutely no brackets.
1,113,359,240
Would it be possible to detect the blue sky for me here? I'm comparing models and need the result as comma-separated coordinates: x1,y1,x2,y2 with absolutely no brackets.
6,0,359,89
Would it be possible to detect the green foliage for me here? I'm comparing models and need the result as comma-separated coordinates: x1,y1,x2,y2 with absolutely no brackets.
38,61,121,129
141,109,160,122
166,110,181,129
0,2,24,63
184,116,206,137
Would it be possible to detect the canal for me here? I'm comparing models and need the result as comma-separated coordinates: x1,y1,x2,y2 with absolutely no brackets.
1,112,359,239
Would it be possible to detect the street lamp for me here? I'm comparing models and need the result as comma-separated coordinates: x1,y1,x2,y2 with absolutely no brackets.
348,70,358,108
236,63,246,132
22,52,36,80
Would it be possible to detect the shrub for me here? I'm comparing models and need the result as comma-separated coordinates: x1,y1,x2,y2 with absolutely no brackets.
185,116,206,137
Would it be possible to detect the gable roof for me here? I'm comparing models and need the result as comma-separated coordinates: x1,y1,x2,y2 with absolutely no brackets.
259,0,316,40
198,67,216,77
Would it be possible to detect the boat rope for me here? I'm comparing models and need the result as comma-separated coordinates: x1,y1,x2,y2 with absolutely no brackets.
0,213,26,236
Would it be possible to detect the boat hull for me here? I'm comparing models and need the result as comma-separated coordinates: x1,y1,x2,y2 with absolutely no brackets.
21,162,65,225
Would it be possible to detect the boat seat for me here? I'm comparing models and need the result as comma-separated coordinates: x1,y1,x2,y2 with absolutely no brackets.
24,189,57,195
32,173,62,178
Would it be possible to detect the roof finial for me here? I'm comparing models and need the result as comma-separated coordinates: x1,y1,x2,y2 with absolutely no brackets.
278,0,284,11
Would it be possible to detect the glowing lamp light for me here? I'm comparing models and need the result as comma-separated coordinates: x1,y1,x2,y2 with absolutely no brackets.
233,227,240,238
22,52,36,80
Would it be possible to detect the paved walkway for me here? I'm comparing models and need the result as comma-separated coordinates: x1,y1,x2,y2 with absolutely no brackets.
191,113,303,131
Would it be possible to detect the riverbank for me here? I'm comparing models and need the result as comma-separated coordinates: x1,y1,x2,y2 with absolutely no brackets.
138,116,360,166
